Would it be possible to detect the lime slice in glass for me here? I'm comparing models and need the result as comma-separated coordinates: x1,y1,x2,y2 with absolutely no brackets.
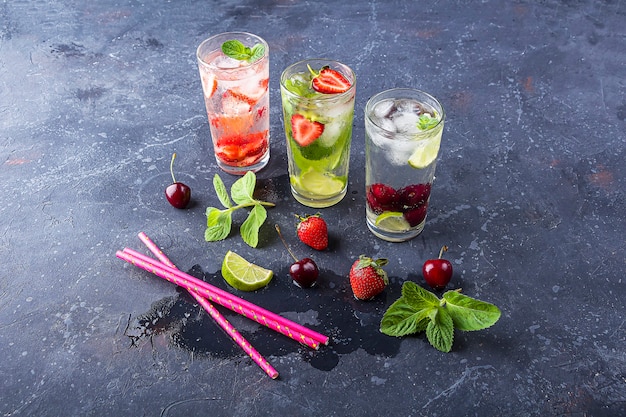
221,250,273,291
374,211,411,231
408,136,441,169
295,169,345,197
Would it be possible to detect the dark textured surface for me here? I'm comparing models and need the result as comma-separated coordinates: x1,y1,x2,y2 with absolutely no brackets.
1,1,625,416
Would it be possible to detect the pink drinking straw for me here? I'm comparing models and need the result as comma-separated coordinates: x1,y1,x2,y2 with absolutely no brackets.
137,232,278,380
117,248,329,349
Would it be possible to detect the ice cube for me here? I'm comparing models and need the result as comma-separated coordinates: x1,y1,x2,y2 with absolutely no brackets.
368,100,397,134
395,99,423,114
319,101,352,120
318,120,341,147
213,54,242,69
368,130,388,149
392,112,421,134
233,74,268,103
385,140,416,166
373,99,395,119
378,117,397,133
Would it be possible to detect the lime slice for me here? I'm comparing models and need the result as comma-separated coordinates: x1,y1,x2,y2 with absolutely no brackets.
375,211,411,231
295,169,345,197
408,136,441,169
221,250,273,291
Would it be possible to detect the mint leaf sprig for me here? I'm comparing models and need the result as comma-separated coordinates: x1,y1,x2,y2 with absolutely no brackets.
221,40,265,63
380,281,501,353
205,171,274,248
417,112,440,131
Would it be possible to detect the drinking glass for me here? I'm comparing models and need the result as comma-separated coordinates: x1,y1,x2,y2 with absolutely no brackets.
197,32,270,174
280,59,356,207
365,88,445,241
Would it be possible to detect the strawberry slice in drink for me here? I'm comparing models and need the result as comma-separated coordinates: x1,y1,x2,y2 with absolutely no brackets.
291,114,324,146
209,91,254,135
221,90,253,114
311,67,351,94
201,72,217,98
216,130,268,167
229,77,269,107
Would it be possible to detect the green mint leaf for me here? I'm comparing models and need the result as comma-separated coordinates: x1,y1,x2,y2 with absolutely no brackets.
380,296,433,337
402,281,440,309
231,171,256,205
213,174,232,208
205,207,232,241
417,113,440,130
380,282,440,337
221,40,249,60
284,78,307,97
221,40,265,62
426,307,454,353
239,204,267,248
443,291,501,331
204,171,274,245
248,44,265,62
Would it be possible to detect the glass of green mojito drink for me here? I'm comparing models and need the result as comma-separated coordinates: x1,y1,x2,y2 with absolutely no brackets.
280,59,356,208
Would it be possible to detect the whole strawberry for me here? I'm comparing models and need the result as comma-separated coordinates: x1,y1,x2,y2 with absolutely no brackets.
296,214,328,250
349,255,389,300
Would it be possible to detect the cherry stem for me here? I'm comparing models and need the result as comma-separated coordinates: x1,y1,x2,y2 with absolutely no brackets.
275,224,299,262
438,245,448,259
169,153,178,184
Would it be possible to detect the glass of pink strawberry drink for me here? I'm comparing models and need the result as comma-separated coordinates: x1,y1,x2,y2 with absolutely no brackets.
280,59,356,208
197,32,270,175
365,89,445,242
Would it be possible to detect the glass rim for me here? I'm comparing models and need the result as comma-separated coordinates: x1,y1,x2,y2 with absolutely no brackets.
280,58,356,101
196,31,269,71
365,88,445,135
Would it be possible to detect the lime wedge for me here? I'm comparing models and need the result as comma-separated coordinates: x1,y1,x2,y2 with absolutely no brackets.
221,251,273,291
408,136,441,169
294,169,345,197
374,211,411,231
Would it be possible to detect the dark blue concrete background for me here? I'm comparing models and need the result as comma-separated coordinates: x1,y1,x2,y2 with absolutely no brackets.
1,1,625,416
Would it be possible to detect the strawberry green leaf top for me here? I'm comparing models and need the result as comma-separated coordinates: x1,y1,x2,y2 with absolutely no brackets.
380,281,501,352
221,40,265,63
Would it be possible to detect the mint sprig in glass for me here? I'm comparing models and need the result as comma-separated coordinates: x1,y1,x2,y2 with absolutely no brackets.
221,39,265,63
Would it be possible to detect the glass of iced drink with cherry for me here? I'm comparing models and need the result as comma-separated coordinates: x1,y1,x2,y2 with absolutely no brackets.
197,32,270,174
365,88,445,241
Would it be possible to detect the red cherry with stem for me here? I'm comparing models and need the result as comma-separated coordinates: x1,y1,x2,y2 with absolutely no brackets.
165,153,191,209
275,224,318,288
422,245,453,291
